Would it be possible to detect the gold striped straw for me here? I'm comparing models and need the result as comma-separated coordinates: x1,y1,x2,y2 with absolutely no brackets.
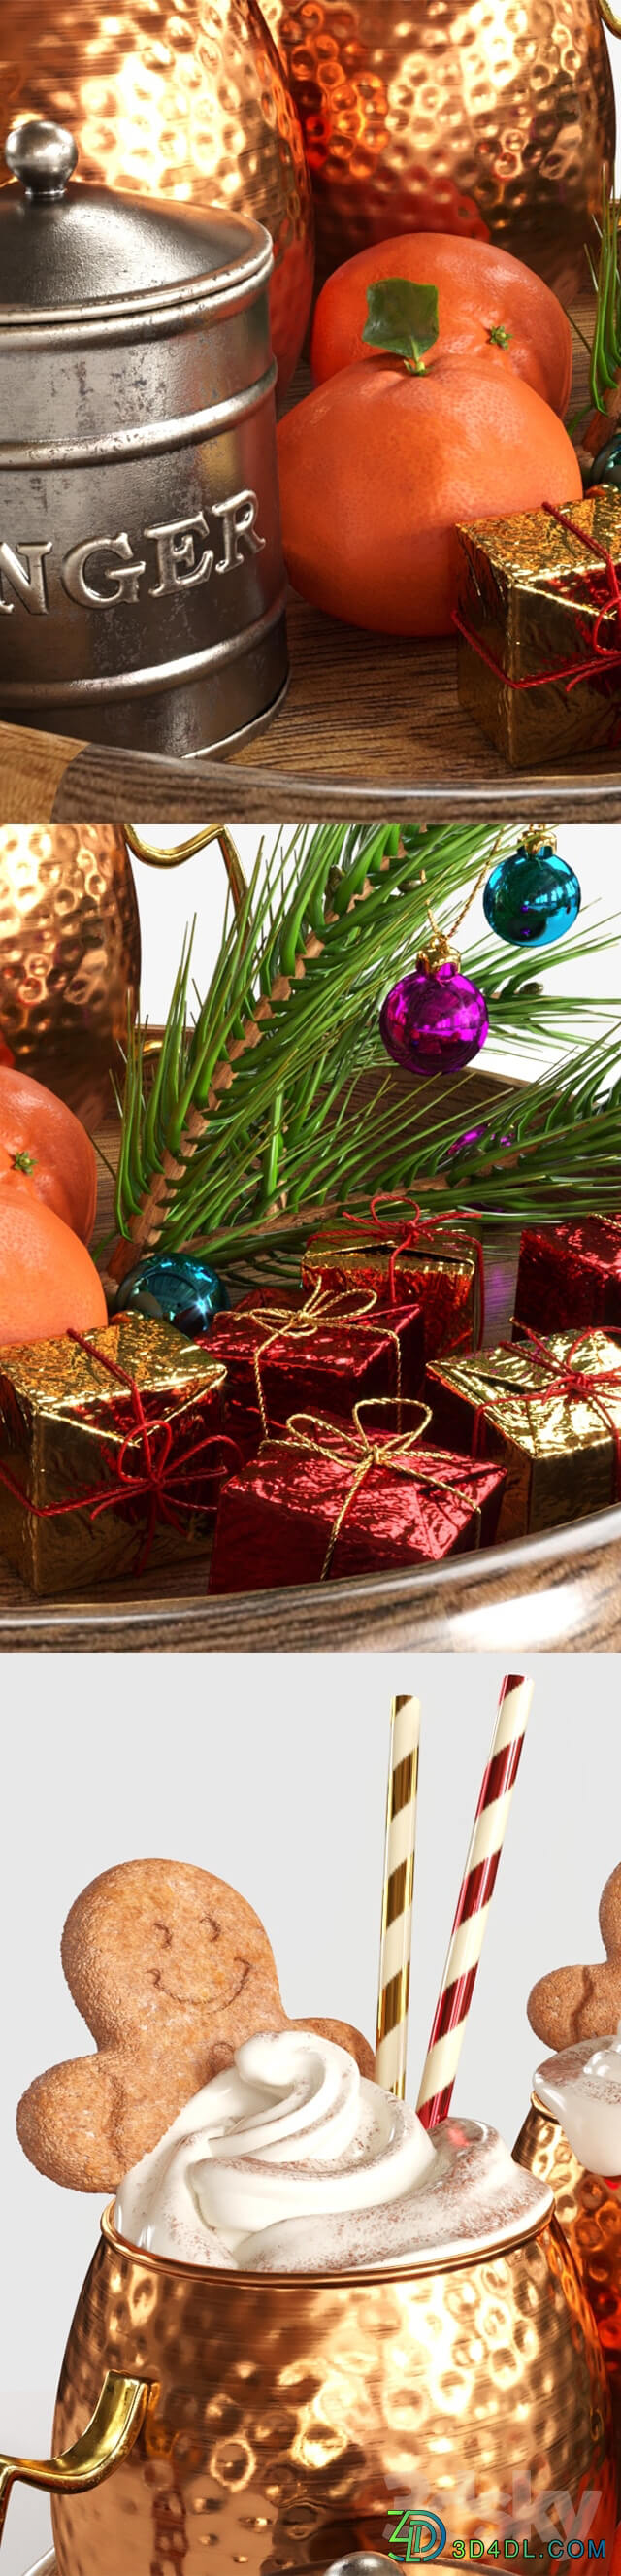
375,1692,421,2097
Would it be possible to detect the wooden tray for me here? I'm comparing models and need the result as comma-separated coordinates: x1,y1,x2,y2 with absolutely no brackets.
1,1068,620,1654
2,302,620,829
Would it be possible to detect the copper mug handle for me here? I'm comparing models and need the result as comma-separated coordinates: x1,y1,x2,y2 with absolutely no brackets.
123,824,248,918
0,2372,151,2549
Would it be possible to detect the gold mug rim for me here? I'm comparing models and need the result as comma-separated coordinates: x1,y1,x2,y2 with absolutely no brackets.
102,2178,554,2286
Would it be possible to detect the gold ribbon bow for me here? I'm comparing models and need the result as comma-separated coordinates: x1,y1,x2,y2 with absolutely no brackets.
243,1283,403,1436
270,1397,482,1580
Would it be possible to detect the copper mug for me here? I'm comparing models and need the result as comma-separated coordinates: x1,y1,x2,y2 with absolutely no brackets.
515,2094,621,2491
0,822,245,1125
264,0,617,302
0,2195,616,2575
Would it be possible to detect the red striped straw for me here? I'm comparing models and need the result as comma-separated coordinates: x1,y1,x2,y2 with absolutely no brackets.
416,1673,533,2130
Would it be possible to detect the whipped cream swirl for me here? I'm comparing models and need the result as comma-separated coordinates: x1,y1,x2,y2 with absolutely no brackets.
536,2022,621,2175
114,2029,550,2273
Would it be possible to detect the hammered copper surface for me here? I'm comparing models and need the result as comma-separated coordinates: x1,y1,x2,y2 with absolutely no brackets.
515,2100,621,2484
0,827,140,1124
264,0,615,299
50,2209,614,2576
0,1,313,395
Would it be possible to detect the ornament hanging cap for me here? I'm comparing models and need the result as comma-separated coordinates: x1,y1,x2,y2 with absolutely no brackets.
518,826,558,853
415,924,462,975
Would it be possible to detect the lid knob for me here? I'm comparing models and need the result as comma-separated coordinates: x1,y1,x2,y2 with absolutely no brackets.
5,118,78,201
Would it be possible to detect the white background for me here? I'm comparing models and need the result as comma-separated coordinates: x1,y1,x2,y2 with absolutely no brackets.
612,34,621,131
0,1651,613,2575
131,827,621,1084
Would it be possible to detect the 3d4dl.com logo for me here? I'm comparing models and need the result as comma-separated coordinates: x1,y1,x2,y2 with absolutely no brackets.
387,2510,447,2561
384,2502,608,2564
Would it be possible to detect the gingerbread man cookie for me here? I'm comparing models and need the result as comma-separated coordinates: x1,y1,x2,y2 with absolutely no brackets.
16,1858,374,2191
528,1861,621,2050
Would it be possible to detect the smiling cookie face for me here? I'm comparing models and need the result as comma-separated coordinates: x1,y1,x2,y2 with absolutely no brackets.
528,1861,621,2051
16,1858,374,2191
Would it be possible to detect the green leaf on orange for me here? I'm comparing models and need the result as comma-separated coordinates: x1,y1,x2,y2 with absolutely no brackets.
361,279,439,373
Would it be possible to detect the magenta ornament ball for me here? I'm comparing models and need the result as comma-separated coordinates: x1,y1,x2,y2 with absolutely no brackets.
379,960,489,1076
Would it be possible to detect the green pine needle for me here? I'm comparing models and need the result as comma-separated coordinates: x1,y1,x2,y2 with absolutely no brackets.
589,171,621,410
113,825,621,1277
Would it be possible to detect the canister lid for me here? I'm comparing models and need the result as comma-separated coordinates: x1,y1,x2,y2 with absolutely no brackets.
0,117,272,317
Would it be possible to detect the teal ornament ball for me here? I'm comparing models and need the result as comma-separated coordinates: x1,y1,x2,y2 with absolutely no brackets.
582,435,621,492
113,1253,229,1338
482,840,581,947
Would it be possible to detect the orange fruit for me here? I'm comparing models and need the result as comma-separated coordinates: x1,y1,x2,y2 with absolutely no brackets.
310,234,572,418
0,1064,97,1241
278,355,582,636
0,1161,107,1346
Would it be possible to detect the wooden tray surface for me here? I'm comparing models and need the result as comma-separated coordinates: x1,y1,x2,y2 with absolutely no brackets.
2,301,620,828
1,1070,620,1654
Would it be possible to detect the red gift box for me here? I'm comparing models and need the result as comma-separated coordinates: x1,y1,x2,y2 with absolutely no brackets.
207,1283,425,1442
209,1399,506,1594
514,1217,621,1336
301,1197,483,1358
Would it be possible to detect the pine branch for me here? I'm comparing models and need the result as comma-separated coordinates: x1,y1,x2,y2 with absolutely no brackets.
108,824,621,1279
587,175,621,413
180,1030,621,1278
109,827,393,1277
109,823,502,1276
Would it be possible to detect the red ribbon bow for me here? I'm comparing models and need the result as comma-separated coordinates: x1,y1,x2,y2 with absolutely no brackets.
0,1328,241,1575
307,1193,484,1346
470,1324,621,1496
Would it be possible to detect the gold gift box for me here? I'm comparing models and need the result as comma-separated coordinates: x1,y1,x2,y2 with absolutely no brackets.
455,490,621,769
425,1330,621,1541
0,1316,227,1597
302,1227,480,1358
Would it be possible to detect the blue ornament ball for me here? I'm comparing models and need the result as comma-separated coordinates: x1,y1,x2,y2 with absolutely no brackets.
482,841,581,947
114,1253,229,1338
582,435,621,493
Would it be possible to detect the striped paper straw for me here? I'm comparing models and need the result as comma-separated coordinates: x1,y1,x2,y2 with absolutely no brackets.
416,1672,533,2129
375,1692,421,2097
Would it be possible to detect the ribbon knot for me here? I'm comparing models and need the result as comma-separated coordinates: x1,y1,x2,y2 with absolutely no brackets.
552,1370,601,1403
114,1388,175,1494
239,1280,402,1437
270,1396,484,1580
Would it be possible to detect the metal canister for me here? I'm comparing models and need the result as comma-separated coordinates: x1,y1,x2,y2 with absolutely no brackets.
0,0,314,398
0,120,289,757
